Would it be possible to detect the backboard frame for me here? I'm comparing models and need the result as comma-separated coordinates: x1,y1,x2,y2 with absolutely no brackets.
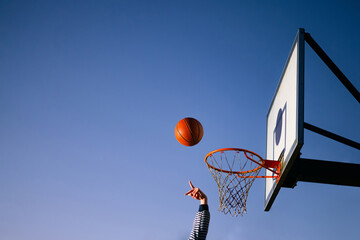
264,28,305,211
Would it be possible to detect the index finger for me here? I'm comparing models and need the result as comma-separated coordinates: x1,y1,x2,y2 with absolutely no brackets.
188,180,195,189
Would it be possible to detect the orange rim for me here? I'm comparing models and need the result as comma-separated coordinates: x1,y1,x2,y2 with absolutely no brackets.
205,148,264,174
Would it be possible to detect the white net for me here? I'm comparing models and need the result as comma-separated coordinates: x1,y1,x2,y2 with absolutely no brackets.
205,149,263,216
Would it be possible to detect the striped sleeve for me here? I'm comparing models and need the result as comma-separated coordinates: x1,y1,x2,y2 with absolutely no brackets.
188,204,210,240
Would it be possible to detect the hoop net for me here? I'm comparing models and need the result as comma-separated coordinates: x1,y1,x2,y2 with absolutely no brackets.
205,148,265,216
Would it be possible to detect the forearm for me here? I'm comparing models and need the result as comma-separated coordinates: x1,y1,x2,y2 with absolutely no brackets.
188,204,210,240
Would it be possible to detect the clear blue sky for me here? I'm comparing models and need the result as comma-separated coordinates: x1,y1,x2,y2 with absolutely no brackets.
1,1,359,239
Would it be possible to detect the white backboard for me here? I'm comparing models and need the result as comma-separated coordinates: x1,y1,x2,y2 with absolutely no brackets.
265,29,305,211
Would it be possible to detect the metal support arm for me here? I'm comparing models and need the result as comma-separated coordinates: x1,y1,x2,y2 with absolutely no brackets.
304,33,360,103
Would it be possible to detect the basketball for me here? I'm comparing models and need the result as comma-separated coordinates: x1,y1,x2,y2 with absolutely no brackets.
175,117,204,146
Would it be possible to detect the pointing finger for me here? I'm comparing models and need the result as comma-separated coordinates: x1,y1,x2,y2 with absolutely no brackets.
189,180,195,189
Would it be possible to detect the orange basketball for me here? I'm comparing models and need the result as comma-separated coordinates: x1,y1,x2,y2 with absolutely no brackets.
175,117,204,146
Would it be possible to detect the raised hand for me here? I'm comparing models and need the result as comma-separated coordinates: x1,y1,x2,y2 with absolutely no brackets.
185,180,207,204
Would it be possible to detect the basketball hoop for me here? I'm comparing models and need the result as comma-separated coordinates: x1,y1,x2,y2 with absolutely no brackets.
205,148,280,216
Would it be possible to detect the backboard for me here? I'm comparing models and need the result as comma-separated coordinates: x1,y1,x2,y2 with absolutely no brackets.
265,28,305,211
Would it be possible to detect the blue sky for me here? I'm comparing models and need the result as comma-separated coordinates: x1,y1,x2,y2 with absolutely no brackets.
1,1,359,239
